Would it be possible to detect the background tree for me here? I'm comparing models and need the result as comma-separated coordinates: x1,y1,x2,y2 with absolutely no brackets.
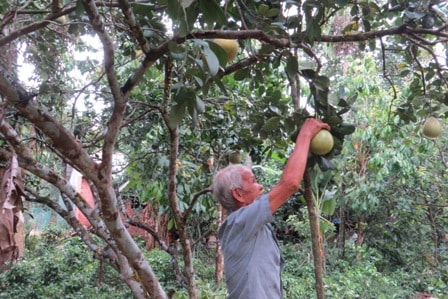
0,0,447,298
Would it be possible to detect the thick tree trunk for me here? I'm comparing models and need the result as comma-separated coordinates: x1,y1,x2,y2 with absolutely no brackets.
0,22,25,269
0,56,168,299
167,126,198,299
0,151,24,271
303,168,325,299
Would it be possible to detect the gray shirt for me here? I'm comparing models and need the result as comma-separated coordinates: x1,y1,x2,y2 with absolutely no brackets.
218,194,284,299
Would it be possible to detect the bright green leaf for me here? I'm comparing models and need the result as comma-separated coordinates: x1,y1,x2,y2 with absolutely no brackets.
322,198,336,215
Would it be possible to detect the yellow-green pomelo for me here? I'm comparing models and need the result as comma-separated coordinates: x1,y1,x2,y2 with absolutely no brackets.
213,39,239,63
310,130,334,155
229,151,242,164
55,15,70,24
422,116,442,139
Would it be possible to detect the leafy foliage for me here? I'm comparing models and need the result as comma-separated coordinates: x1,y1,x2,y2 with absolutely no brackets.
0,229,131,299
0,0,448,297
1,228,447,298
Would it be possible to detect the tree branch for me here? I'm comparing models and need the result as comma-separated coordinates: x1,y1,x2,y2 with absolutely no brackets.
126,219,169,251
82,0,124,176
117,0,151,54
24,187,120,271
183,187,212,222
0,118,115,244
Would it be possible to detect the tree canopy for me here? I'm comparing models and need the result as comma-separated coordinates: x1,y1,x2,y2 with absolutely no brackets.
0,0,447,298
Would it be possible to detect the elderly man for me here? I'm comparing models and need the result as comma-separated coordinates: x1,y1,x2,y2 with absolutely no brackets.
213,118,329,299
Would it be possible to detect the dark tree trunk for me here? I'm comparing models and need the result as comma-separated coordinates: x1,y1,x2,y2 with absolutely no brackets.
303,168,325,299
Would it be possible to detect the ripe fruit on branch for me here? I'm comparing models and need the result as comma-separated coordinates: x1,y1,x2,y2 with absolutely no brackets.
213,39,239,63
229,151,242,164
422,116,442,139
310,130,334,155
55,15,70,24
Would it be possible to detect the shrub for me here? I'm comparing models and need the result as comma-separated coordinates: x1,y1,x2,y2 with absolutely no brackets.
2,227,447,298
0,229,131,299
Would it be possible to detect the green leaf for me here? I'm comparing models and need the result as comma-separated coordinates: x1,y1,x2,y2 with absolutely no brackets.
132,2,156,17
322,198,336,216
358,41,366,51
258,43,276,54
167,0,182,19
195,97,205,113
187,95,196,116
285,55,299,79
313,75,330,91
317,156,335,171
178,17,189,37
173,86,196,104
363,19,371,32
168,86,196,128
203,46,220,76
167,218,176,230
300,68,316,79
404,10,425,20
208,41,228,66
298,60,316,71
75,0,84,17
180,0,195,9
168,102,187,129
324,115,343,126
187,98,198,127
267,8,280,18
306,23,322,43
303,1,323,43
337,123,356,135
335,0,349,6
234,68,251,81
168,41,187,60
350,4,359,16
177,4,199,37
368,39,376,51
168,41,185,53
259,4,270,14
262,116,281,132
199,0,226,27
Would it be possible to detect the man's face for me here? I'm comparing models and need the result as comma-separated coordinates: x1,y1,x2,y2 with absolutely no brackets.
237,168,264,206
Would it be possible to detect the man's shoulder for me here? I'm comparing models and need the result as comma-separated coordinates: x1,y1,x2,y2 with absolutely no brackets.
227,194,270,220
218,194,273,238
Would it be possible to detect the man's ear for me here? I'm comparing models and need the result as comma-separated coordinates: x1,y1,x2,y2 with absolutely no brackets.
231,188,244,203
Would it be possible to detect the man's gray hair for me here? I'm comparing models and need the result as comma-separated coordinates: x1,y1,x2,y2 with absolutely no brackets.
212,164,249,211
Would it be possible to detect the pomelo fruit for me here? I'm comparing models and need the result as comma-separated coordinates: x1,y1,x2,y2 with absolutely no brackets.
422,116,442,139
229,151,242,164
213,39,239,63
310,130,334,155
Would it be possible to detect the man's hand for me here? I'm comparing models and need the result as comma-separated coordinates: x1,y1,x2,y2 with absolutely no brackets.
296,118,330,142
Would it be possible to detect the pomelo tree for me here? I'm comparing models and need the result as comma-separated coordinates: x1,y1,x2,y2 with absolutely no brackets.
0,0,447,298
